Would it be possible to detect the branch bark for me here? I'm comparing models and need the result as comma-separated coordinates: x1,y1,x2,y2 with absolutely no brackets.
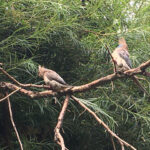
110,135,116,150
1,59,150,98
105,45,117,73
0,67,51,89
0,59,150,97
7,93,23,150
71,96,136,150
0,88,21,102
0,59,149,150
54,95,70,150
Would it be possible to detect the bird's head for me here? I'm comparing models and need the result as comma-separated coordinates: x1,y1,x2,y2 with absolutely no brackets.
38,65,46,77
118,37,128,50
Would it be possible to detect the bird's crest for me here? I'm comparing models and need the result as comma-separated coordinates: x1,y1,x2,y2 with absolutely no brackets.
118,37,128,50
38,65,46,77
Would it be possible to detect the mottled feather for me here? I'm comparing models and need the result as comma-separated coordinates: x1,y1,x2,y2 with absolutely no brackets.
44,70,67,85
38,65,71,91
112,37,131,71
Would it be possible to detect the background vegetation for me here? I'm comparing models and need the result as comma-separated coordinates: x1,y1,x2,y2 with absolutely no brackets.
0,0,150,149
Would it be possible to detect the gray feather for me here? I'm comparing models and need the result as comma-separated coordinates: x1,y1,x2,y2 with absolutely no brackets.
118,48,132,68
44,70,67,85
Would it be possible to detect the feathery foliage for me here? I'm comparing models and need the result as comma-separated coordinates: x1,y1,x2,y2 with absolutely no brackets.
0,0,150,149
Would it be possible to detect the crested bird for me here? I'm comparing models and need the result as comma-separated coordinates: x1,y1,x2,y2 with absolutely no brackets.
38,65,71,91
112,37,132,72
111,37,149,95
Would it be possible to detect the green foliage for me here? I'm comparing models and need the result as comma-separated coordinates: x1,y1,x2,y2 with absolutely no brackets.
0,0,150,149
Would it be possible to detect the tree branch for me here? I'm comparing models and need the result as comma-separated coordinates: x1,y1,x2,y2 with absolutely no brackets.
0,88,21,102
6,92,23,150
70,59,150,93
110,135,116,150
105,45,117,73
0,82,57,98
71,96,136,150
0,60,149,150
54,95,70,150
124,60,150,76
0,59,150,98
0,67,51,89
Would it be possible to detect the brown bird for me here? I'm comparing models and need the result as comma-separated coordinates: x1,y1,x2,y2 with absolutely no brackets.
112,37,131,72
112,37,149,95
38,65,72,91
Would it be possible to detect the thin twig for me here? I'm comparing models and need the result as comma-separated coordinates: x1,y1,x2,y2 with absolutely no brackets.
120,141,125,150
54,95,70,150
105,45,117,73
0,67,50,89
110,134,116,150
0,67,21,85
71,95,136,150
111,81,114,91
132,76,150,96
0,88,21,102
79,109,86,117
6,92,23,150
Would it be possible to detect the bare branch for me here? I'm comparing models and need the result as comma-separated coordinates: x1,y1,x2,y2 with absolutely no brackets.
0,60,149,150
0,59,150,98
0,59,149,97
0,88,21,102
0,67,51,89
70,59,150,93
0,67,22,85
105,45,117,73
120,141,125,150
54,95,70,150
110,135,116,150
0,82,57,98
124,59,150,76
71,96,136,150
7,93,23,150
131,76,150,96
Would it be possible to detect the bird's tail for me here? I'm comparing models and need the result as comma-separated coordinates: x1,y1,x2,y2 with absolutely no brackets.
132,76,149,96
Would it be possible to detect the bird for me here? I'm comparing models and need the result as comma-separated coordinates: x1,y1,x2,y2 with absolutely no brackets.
111,37,149,95
112,37,132,72
38,65,72,91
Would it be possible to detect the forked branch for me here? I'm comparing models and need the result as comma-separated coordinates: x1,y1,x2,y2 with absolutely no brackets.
0,59,150,150
54,95,70,150
0,67,51,89
0,59,150,95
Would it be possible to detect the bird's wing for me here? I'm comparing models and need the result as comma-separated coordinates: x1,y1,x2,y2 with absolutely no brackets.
117,49,132,68
45,71,67,85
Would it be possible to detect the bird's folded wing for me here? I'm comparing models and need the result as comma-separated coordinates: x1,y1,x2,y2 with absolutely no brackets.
45,71,67,85
118,49,132,68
